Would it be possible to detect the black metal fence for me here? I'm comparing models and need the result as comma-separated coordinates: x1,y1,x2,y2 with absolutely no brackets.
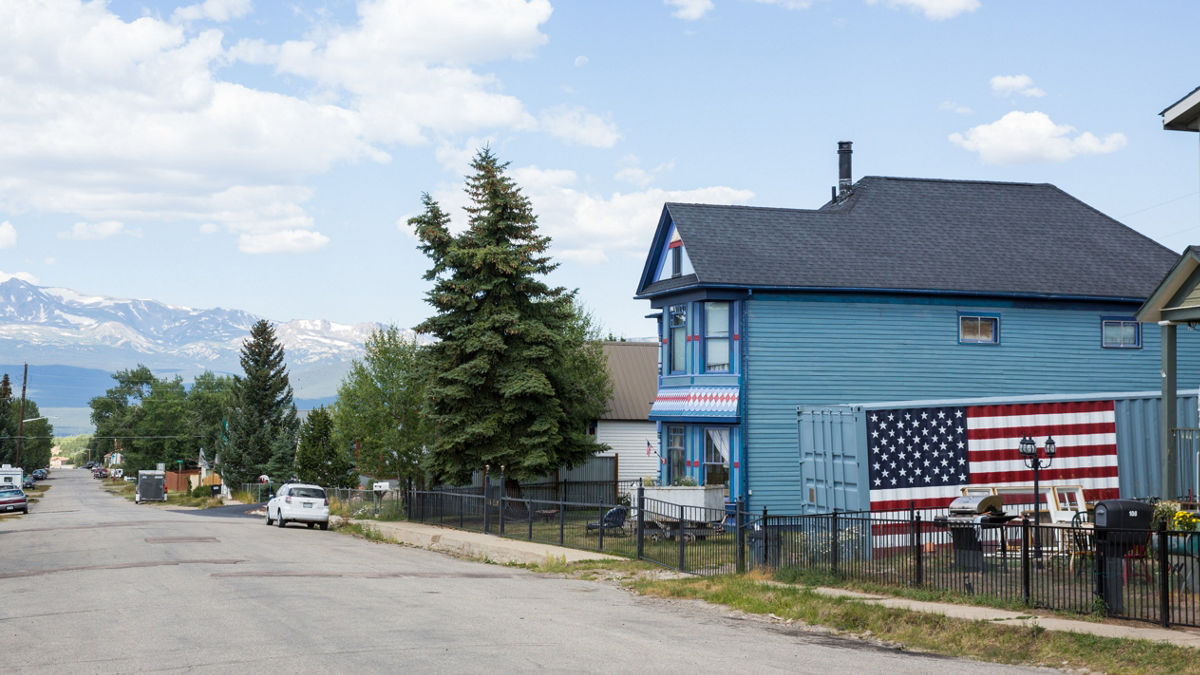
758,509,1200,629
408,487,1200,629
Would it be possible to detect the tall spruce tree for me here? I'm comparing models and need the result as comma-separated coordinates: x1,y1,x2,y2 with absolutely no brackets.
220,320,300,487
411,148,611,485
0,374,14,465
294,406,355,487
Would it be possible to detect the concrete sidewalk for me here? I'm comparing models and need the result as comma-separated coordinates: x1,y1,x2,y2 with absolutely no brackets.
348,518,623,565
347,518,1200,649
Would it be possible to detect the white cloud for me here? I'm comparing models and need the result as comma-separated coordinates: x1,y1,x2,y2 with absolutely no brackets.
949,111,1127,164
57,221,130,240
750,0,816,10
615,156,676,188
506,166,753,263
0,1,584,256
939,100,973,115
574,55,588,67
665,0,715,20
538,106,621,148
866,0,980,20
238,230,330,254
172,0,252,23
0,221,15,249
0,270,38,284
990,74,1045,98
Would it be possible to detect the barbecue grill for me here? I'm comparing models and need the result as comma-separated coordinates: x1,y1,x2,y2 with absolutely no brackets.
934,495,1017,572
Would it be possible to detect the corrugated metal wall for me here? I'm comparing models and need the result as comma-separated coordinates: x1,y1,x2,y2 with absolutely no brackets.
1114,393,1198,499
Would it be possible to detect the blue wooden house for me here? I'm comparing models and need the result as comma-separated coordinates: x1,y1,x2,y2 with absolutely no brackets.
635,143,1200,514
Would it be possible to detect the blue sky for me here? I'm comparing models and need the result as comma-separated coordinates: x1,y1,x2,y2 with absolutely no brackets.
0,0,1197,340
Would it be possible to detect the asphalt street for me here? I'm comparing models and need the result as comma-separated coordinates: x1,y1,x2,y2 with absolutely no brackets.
0,470,1053,673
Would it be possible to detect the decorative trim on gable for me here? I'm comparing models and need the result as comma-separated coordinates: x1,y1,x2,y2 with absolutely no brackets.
650,386,740,421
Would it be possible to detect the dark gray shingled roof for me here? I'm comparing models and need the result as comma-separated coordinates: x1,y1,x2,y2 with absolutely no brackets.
637,176,1177,300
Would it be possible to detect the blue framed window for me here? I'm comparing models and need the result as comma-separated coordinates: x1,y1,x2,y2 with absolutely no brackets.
667,426,686,484
1101,317,1141,349
958,313,999,344
703,427,730,497
669,304,687,373
702,301,731,373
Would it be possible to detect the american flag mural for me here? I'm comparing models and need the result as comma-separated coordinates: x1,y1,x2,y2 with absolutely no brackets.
867,400,1120,513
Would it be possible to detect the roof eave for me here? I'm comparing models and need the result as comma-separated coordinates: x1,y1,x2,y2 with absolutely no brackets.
1136,247,1200,322
1162,87,1200,132
640,281,1149,304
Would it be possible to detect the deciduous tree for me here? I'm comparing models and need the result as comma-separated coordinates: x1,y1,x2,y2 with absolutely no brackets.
331,325,430,485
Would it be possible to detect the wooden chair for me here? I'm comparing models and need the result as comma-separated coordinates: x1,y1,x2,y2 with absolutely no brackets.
1068,511,1095,576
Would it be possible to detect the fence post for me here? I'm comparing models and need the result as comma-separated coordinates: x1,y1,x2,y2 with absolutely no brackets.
482,465,490,534
559,498,565,546
499,466,506,535
406,478,413,521
678,502,686,572
761,506,768,568
636,485,645,561
1021,517,1031,607
1159,519,1170,628
911,513,923,587
528,495,534,541
598,505,605,551
735,497,745,574
831,509,840,578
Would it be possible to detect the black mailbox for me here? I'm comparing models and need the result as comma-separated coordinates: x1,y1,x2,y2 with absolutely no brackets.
1093,499,1152,545
1093,498,1152,614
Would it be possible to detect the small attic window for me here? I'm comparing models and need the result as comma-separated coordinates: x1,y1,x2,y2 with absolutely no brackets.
1101,317,1140,349
958,314,999,345
670,246,682,277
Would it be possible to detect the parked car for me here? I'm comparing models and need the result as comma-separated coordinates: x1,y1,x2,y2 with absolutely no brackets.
0,486,28,514
22,475,35,489
93,468,108,479
31,468,47,480
265,483,329,530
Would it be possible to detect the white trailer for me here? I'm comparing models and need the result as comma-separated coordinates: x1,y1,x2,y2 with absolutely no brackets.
0,464,22,487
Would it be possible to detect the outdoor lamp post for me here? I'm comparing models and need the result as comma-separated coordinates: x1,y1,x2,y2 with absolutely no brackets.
1018,435,1057,558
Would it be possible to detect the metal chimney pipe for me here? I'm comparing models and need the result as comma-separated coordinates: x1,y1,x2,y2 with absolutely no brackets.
837,141,852,197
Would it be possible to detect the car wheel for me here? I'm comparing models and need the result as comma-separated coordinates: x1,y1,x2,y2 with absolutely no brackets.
307,522,315,528
265,510,272,525
319,521,328,531
276,513,286,528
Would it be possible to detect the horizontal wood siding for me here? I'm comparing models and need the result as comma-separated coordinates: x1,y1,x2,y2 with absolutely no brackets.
744,295,1200,514
596,421,660,483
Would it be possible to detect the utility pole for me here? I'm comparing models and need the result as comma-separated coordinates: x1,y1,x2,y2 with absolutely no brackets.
15,363,27,468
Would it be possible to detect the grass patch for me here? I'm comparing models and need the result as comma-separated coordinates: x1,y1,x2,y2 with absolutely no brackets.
629,573,1196,674
338,521,395,544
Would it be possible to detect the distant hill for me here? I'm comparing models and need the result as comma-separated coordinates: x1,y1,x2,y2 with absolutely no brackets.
0,278,422,433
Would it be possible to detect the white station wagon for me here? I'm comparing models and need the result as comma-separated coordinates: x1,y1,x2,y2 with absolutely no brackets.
266,483,330,530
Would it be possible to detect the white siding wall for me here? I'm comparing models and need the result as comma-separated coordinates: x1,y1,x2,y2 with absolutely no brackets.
596,420,659,483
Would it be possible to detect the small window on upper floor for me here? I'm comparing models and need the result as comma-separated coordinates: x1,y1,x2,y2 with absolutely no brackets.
959,314,999,345
669,304,687,373
1101,318,1141,349
703,301,731,373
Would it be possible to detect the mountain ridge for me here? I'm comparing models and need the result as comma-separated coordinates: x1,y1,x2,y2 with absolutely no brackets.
0,278,409,415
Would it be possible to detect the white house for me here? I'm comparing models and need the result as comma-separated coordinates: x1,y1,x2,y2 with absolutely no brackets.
594,341,659,485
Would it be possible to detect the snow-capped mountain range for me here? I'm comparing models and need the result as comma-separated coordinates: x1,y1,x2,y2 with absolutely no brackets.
0,277,394,402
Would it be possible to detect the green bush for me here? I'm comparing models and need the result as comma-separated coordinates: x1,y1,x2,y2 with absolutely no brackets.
191,485,215,498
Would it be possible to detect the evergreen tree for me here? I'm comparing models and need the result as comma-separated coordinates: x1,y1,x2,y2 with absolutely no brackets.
294,406,355,487
411,148,611,484
0,374,14,465
331,325,431,485
220,320,300,486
